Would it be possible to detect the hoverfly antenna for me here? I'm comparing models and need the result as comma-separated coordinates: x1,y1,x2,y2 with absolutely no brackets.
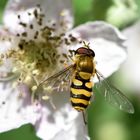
83,41,90,49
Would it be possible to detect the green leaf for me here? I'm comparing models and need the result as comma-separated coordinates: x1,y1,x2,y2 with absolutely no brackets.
0,124,40,140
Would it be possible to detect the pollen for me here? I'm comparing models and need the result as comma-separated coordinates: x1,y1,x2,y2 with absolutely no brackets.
42,95,49,100
60,10,67,16
32,85,38,92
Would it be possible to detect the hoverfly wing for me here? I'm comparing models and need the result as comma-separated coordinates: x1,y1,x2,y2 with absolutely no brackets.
39,64,75,92
94,70,134,114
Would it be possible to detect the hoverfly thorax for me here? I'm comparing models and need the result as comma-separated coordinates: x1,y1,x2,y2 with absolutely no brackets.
75,47,95,74
76,55,94,74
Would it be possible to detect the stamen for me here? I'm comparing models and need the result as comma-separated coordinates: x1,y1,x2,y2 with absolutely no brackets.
17,15,21,19
21,32,27,37
19,22,27,27
0,72,19,82
2,101,6,105
16,33,20,37
34,31,39,39
29,24,34,29
28,12,31,16
33,9,38,19
64,38,70,45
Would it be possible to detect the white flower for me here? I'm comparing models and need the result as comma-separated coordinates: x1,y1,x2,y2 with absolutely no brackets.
0,0,126,140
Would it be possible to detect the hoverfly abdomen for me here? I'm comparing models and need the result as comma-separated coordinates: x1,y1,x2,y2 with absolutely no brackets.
70,72,93,112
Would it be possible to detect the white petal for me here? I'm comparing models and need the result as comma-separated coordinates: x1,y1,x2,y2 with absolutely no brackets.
122,21,140,91
0,40,12,53
0,28,14,72
92,38,127,78
4,0,73,32
69,21,126,46
0,26,14,51
0,83,41,132
3,7,44,35
35,92,88,140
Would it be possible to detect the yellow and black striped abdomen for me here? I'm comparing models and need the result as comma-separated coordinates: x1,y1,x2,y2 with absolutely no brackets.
70,72,93,112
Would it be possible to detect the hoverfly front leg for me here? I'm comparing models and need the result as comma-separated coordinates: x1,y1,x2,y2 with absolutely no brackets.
68,50,76,61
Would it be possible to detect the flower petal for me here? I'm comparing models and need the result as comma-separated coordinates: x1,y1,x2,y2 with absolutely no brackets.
69,21,126,46
0,82,41,133
122,21,140,91
0,26,13,50
68,21,127,78
35,92,89,140
0,28,14,73
91,38,127,78
3,0,73,33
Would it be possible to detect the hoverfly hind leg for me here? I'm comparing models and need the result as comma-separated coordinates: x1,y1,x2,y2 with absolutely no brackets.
82,111,87,125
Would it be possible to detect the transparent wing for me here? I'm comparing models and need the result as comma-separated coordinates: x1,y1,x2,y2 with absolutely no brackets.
39,64,75,92
94,70,134,114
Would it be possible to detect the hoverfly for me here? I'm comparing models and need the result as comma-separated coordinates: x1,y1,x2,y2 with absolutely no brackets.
38,42,134,117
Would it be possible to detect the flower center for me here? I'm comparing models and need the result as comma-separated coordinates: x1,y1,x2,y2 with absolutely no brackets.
0,5,80,103
3,6,70,85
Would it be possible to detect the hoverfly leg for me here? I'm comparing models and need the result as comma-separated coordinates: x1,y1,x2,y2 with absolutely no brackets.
95,69,101,82
68,50,75,61
82,111,87,125
63,61,69,68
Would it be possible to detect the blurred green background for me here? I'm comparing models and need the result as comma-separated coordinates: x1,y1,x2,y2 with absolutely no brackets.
0,0,140,140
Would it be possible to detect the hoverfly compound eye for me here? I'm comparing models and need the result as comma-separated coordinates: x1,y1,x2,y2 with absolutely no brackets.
89,49,95,57
75,47,95,57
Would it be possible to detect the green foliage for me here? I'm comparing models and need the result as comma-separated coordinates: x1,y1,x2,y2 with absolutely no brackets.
0,0,7,23
0,124,40,140
92,0,113,20
105,0,139,29
73,0,93,26
74,0,140,29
